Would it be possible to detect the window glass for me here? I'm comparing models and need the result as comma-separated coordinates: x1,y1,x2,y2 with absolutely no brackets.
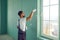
50,0,59,5
50,5,59,21
43,6,49,20
42,0,59,39
43,0,49,6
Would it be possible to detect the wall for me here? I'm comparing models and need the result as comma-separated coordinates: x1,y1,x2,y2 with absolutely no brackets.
0,0,1,34
0,0,7,34
7,0,37,40
7,0,22,40
1,0,7,34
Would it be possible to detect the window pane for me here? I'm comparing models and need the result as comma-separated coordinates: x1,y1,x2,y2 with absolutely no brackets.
50,5,59,21
43,21,50,35
49,21,59,37
43,7,49,20
50,0,59,5
43,0,49,6
43,21,59,37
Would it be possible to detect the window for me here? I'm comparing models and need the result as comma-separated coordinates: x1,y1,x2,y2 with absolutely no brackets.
42,0,59,40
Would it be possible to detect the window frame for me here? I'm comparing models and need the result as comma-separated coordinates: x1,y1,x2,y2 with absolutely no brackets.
37,0,60,40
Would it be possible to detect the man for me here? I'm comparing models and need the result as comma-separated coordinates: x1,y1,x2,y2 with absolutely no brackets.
17,9,36,40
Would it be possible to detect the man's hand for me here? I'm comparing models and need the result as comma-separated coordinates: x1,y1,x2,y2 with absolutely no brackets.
32,9,36,13
26,9,36,21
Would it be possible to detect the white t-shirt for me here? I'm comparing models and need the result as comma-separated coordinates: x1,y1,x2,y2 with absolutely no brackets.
17,18,27,32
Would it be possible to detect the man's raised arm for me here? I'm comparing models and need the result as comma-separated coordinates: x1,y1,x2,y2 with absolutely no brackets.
26,9,36,21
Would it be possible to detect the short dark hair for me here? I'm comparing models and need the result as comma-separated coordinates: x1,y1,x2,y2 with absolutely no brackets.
18,11,23,16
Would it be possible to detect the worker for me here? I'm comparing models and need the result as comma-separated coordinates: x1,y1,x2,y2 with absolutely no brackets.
17,9,36,40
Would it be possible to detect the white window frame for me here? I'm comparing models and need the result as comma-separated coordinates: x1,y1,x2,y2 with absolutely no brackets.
41,0,59,40
37,0,60,40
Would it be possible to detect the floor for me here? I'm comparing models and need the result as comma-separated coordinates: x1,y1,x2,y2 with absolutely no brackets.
0,34,49,40
0,34,14,40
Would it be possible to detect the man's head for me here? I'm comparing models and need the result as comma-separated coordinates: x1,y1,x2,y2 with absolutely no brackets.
18,11,25,18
